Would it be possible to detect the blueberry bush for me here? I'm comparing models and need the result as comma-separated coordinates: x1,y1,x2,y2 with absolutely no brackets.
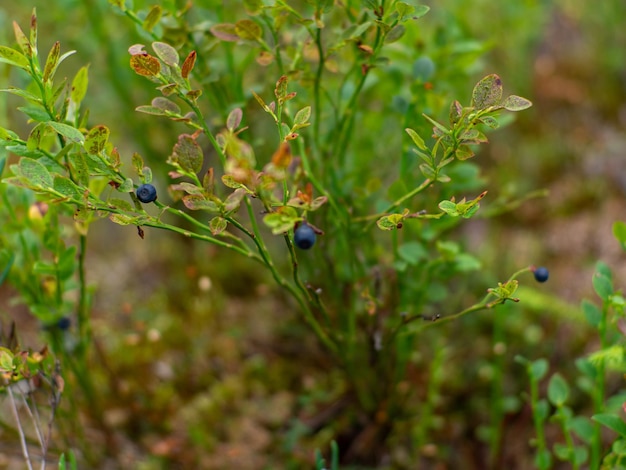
1,1,625,468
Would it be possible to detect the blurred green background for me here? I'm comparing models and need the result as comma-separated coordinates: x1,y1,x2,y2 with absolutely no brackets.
1,0,626,468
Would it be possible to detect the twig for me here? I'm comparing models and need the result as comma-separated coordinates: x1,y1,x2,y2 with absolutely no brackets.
7,383,34,470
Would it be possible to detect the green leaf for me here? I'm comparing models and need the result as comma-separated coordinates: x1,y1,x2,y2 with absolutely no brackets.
243,0,263,15
547,373,569,407
143,5,162,32
405,128,427,151
553,443,570,461
58,246,77,280
471,74,503,109
502,95,532,111
109,213,135,226
221,175,253,193
27,122,48,150
573,446,588,466
19,157,53,188
294,106,311,127
422,113,449,134
263,207,299,234
58,454,67,470
398,242,427,265
151,97,181,114
376,212,407,230
395,2,414,20
142,166,152,184
170,134,203,174
53,176,84,199
235,19,262,41
592,272,613,301
345,21,372,40
224,188,246,213
84,125,109,155
13,18,31,57
593,413,626,439
33,260,56,276
182,195,220,212
571,416,595,444
18,105,50,122
530,358,549,381
596,261,613,281
252,90,272,114
152,41,179,67
412,5,430,19
118,178,134,193
385,24,405,43
132,152,144,176
275,75,288,102
108,198,133,211
454,253,481,271
438,200,458,216
0,45,29,69
575,357,597,379
479,115,500,129
209,216,228,235
455,145,475,160
419,163,437,179
613,221,626,249
170,182,204,195
42,41,60,83
0,87,41,102
68,152,90,187
581,299,602,328
210,23,239,42
0,126,17,141
47,121,84,143
135,105,168,116
226,108,243,132
71,65,89,105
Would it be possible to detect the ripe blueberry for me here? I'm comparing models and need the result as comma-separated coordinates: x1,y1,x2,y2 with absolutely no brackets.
136,183,157,203
294,223,316,250
533,266,549,283
57,317,71,330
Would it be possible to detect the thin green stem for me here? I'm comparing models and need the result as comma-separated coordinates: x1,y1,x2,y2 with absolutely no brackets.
7,384,34,470
591,301,609,468
260,13,284,76
313,27,324,153
389,267,530,344
244,198,337,355
284,233,313,304
77,234,90,353
361,178,433,232
489,308,506,468
146,217,259,261
555,408,579,469
293,130,345,227
530,374,549,469
183,99,227,167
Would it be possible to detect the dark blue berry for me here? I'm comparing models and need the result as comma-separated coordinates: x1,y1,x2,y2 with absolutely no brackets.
533,267,549,283
57,317,71,330
136,184,157,203
294,223,316,250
